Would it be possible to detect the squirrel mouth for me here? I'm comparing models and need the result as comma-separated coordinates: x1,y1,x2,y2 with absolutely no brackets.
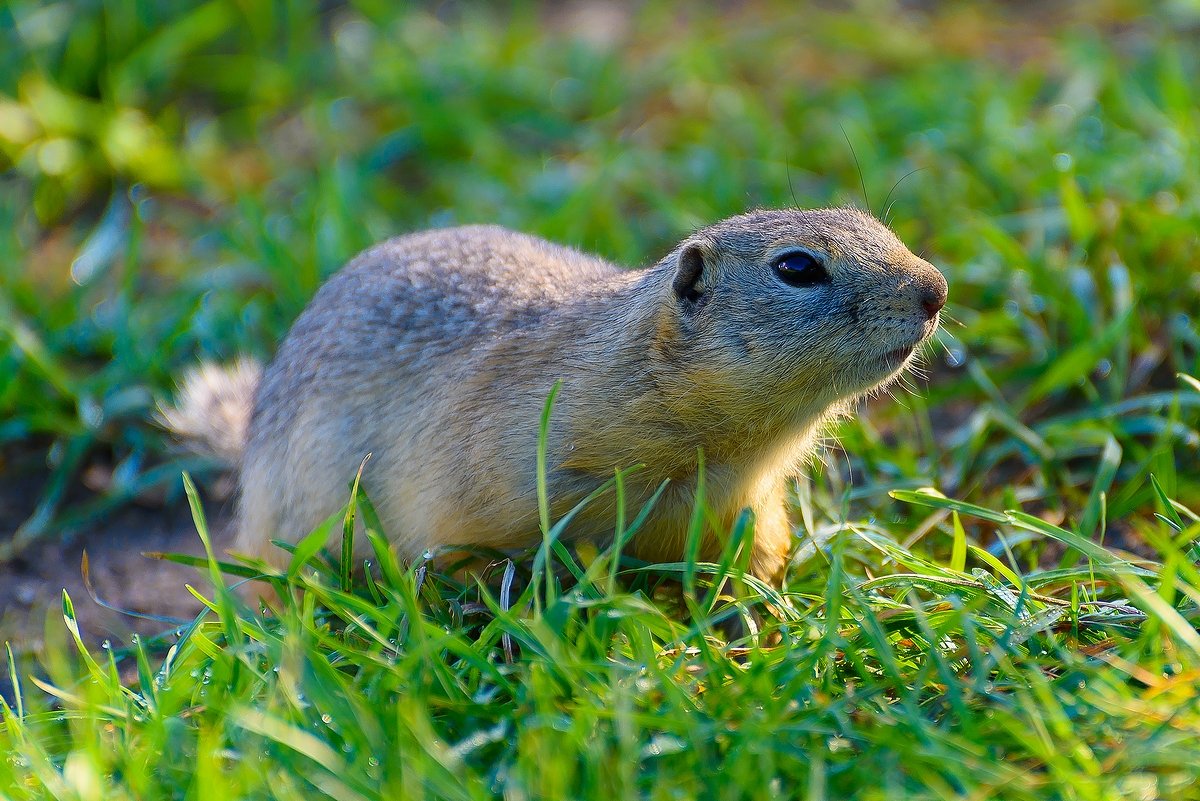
881,344,916,368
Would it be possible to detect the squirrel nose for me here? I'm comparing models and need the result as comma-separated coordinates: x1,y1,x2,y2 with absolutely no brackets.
921,292,945,319
919,272,948,320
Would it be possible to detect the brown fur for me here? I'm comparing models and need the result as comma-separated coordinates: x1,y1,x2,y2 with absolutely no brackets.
163,208,947,586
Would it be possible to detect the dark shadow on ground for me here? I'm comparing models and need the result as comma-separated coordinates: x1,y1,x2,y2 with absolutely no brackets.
0,478,233,655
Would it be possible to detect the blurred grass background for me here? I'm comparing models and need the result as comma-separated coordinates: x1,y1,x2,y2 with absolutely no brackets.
2,2,1200,799
1,0,1197,551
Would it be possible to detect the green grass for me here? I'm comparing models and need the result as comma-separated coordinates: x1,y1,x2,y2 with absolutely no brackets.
2,1,1200,798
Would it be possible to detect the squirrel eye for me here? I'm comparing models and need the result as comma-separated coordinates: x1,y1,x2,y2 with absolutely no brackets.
773,251,829,288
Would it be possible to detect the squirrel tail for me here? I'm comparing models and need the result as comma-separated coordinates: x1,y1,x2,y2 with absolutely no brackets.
156,358,263,466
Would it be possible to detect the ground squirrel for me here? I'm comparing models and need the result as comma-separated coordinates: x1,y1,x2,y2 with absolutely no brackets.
161,208,947,585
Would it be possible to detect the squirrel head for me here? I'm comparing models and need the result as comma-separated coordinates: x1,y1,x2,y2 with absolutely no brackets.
658,206,947,413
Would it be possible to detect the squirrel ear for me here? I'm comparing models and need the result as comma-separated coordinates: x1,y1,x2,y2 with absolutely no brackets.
672,241,711,304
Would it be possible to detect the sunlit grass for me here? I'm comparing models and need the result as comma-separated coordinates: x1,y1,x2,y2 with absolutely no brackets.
3,469,1198,799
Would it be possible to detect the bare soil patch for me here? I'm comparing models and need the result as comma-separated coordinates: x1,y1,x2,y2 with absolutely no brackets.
0,474,233,654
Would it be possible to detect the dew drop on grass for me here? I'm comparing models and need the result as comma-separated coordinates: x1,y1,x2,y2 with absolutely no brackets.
79,397,104,429
640,733,686,757
827,736,851,752
1053,152,1073,172
1095,359,1112,378
321,713,333,725
1154,191,1180,214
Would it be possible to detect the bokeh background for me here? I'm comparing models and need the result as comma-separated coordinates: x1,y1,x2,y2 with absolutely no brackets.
4,4,1200,798
1,1,1198,635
